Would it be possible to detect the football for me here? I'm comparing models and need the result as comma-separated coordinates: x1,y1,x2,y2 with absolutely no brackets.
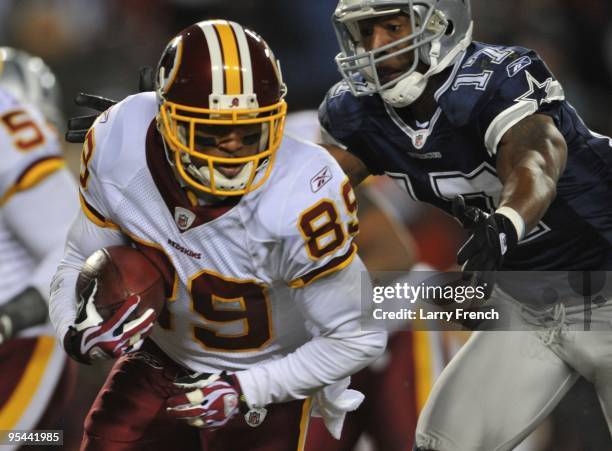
76,245,166,321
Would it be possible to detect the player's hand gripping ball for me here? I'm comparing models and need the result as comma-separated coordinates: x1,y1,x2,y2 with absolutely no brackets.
64,246,166,364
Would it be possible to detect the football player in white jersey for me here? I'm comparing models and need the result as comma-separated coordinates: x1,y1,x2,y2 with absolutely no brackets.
49,20,387,451
0,48,79,444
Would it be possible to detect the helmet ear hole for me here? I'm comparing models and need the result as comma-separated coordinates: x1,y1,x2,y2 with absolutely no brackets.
445,20,455,36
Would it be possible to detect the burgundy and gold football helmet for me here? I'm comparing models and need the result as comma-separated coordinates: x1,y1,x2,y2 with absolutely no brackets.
156,20,287,196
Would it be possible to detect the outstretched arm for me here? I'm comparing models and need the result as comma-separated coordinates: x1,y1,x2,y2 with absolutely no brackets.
453,114,568,273
496,114,567,236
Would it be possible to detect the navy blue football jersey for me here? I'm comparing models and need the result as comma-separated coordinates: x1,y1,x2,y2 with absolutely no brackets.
320,42,612,270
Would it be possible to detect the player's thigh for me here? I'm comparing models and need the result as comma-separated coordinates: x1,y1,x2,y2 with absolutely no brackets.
82,348,199,451
202,399,310,451
415,331,578,451
35,357,78,429
558,330,612,435
369,330,419,451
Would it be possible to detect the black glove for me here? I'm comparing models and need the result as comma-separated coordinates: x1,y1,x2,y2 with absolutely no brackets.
0,287,49,345
453,195,519,272
65,66,155,143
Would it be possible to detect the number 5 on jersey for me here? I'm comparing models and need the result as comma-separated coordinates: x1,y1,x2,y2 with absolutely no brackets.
0,109,45,151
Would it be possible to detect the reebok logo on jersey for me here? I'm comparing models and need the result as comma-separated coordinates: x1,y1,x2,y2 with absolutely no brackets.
310,166,333,193
167,238,201,259
507,56,532,78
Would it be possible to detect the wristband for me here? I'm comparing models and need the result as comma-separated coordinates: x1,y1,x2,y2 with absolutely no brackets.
495,206,526,241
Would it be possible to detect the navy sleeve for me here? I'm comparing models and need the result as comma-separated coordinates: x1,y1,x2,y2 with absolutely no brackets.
477,51,566,155
319,81,386,175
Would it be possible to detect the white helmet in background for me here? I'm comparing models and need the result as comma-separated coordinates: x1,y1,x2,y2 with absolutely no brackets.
333,0,473,107
0,47,63,127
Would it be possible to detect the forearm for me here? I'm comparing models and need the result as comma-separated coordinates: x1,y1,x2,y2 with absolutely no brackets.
497,114,567,235
49,211,127,339
498,150,558,232
237,329,385,407
49,255,82,340
236,260,387,407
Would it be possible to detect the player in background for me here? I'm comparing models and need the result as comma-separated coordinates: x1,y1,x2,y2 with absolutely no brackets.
0,47,79,445
320,0,612,450
49,20,386,450
286,110,473,451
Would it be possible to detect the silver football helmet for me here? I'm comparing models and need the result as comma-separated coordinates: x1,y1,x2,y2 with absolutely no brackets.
0,47,63,127
333,0,473,107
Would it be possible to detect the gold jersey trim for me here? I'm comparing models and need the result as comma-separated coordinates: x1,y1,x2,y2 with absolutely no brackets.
0,156,65,206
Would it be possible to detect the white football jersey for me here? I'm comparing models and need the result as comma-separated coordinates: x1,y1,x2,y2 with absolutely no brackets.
0,86,78,354
0,88,65,306
75,92,363,374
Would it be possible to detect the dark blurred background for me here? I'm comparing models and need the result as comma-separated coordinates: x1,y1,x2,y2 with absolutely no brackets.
0,0,610,134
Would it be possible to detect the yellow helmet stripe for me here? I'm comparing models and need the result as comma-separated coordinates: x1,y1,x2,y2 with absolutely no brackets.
214,22,242,95
230,22,253,94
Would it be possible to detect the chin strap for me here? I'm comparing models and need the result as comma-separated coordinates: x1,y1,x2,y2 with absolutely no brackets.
192,159,254,192
381,22,473,108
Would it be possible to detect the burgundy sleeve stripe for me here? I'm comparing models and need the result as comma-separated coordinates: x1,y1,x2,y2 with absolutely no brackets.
79,191,119,229
289,242,358,288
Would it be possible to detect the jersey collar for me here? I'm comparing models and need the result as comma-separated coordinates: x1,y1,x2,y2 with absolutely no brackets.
145,121,240,232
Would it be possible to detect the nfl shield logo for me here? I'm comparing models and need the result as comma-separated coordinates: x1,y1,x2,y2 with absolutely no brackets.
244,407,267,427
413,132,428,149
174,207,196,231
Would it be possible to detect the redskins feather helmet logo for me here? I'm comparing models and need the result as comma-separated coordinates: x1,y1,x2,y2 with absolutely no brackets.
156,36,183,99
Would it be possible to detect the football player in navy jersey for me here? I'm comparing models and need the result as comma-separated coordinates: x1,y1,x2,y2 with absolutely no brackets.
318,0,612,450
